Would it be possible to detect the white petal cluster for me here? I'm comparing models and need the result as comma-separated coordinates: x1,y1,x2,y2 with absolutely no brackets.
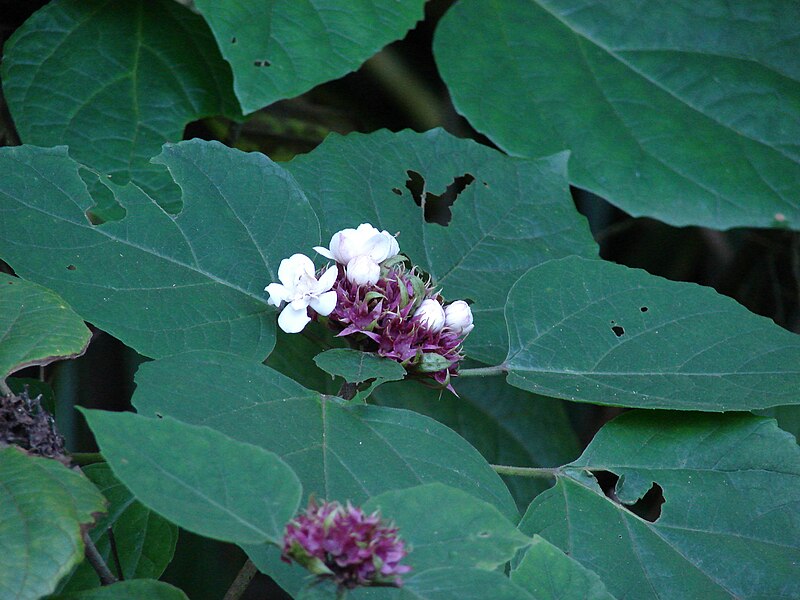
265,254,337,333
314,223,399,285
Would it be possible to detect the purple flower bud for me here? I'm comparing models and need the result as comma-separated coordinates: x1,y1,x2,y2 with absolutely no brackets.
282,499,411,589
414,299,446,333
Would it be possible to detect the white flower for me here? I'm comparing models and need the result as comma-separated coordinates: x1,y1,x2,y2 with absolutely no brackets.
414,298,446,333
314,223,400,266
444,300,474,336
265,254,338,333
346,255,381,286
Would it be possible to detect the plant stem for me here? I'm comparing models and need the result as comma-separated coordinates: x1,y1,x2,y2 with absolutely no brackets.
223,559,258,600
70,452,105,466
491,464,561,478
82,530,118,585
458,365,507,378
0,379,12,397
107,527,124,580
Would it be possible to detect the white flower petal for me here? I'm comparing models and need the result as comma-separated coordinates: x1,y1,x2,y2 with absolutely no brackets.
346,256,380,286
315,265,339,292
313,246,334,260
278,253,315,285
364,233,392,263
278,305,311,333
309,290,337,316
265,283,288,307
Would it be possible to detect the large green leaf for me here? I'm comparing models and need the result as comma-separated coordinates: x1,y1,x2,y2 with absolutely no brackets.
510,536,616,600
82,410,302,546
373,378,580,510
0,447,106,600
1,0,238,212
504,256,800,410
0,274,90,382
130,351,518,595
364,484,529,573
0,140,319,360
434,0,800,230
287,129,597,365
519,411,800,599
131,351,516,518
51,579,188,600
192,0,426,114
60,464,178,592
314,349,406,384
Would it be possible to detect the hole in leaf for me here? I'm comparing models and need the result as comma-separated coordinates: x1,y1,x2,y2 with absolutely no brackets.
66,265,76,271
391,187,402,196
482,181,489,187
477,531,491,538
402,170,476,226
253,59,272,67
612,325,625,337
594,470,664,522
231,37,237,44
640,306,649,312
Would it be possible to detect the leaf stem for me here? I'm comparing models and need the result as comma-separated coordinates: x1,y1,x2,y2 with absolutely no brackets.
82,530,118,585
458,364,507,378
223,559,258,600
491,464,561,479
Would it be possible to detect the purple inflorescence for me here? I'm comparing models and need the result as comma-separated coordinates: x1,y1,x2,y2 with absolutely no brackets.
324,264,464,389
281,499,411,589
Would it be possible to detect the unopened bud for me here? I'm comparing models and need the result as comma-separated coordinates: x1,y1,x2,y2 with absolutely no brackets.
414,299,445,333
346,256,381,286
444,300,474,336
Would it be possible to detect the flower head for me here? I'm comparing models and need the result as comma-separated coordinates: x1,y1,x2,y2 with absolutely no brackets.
265,254,337,333
314,223,399,266
282,499,411,589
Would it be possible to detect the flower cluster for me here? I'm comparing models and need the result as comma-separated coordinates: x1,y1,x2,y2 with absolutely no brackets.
282,498,410,589
266,224,474,388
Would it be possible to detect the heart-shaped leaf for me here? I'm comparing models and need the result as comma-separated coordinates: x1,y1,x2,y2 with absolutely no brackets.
2,0,238,213
82,409,302,546
50,579,188,600
0,274,90,382
505,256,800,410
0,140,319,361
434,0,800,230
287,128,597,365
519,411,800,599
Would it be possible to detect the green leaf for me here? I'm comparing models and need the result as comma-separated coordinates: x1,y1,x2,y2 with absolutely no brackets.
373,378,580,511
364,484,530,573
0,447,106,600
132,351,516,518
434,0,800,230
758,405,800,444
287,128,597,365
130,351,518,595
519,411,800,599
0,274,90,381
510,536,616,600
59,464,178,592
0,140,319,361
505,256,800,410
192,0,426,114
1,0,238,213
313,348,405,384
50,579,188,600
81,409,302,545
